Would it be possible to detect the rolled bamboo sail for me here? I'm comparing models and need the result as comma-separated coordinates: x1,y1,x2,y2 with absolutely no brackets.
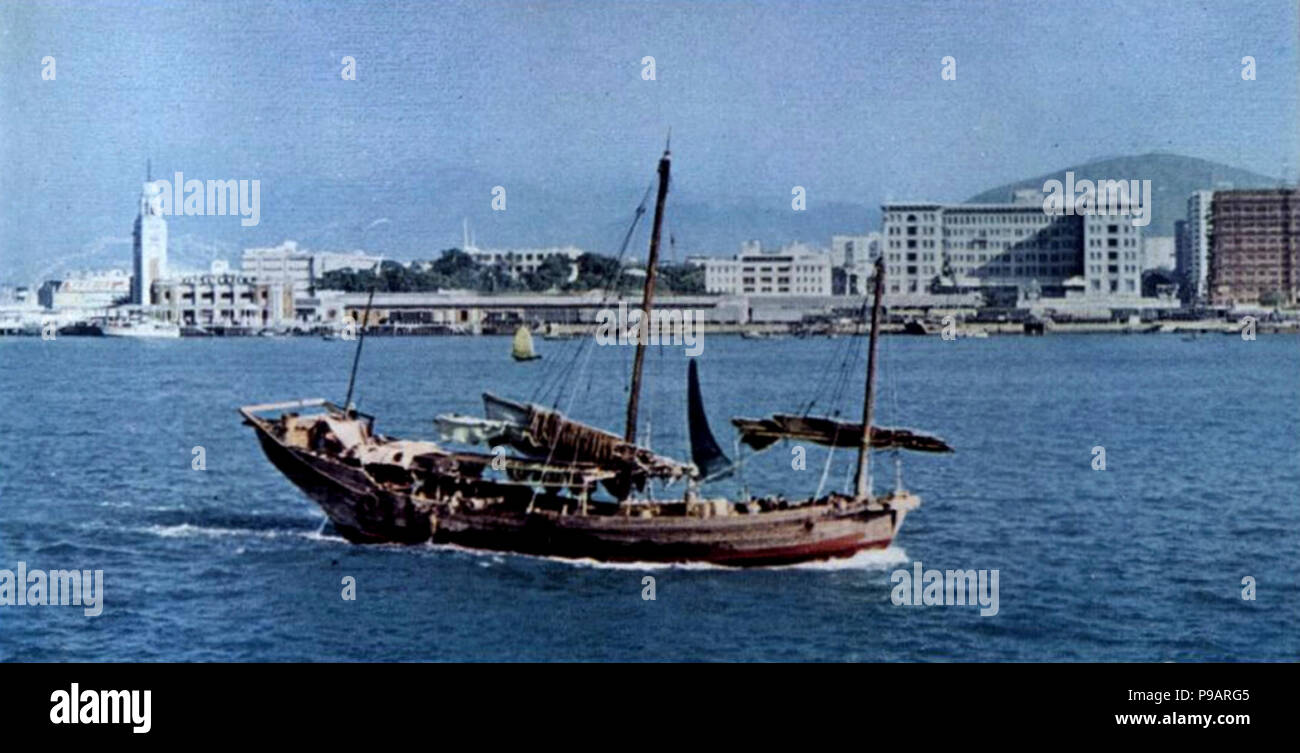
731,414,953,454
481,392,690,479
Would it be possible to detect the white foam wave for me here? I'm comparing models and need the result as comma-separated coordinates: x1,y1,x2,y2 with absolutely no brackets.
140,523,347,544
772,546,910,571
299,529,349,544
98,502,181,512
145,523,258,539
422,541,909,572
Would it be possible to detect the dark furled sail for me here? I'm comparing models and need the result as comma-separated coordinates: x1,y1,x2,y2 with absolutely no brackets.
731,414,953,454
686,360,732,478
480,392,690,480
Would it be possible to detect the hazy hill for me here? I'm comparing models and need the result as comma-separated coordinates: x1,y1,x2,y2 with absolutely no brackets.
967,152,1287,237
11,152,1288,286
220,152,1290,259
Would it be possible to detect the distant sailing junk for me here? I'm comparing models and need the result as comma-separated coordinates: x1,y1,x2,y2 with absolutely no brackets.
511,325,542,361
240,145,953,566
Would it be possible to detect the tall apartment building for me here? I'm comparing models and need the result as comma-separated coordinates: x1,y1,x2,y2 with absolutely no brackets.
1173,219,1188,297
882,192,1143,299
1177,190,1214,303
702,241,833,296
1207,189,1300,306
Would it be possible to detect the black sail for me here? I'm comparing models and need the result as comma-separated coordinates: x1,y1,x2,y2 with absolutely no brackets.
687,359,732,479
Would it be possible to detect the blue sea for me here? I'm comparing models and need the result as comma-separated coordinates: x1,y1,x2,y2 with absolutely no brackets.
1,333,1296,661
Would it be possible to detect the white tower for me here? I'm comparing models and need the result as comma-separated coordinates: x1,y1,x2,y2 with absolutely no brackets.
132,179,168,305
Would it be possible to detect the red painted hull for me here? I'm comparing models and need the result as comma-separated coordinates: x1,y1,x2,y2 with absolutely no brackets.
245,411,913,567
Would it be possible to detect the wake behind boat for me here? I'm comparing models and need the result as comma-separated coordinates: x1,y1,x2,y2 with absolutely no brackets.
240,145,952,566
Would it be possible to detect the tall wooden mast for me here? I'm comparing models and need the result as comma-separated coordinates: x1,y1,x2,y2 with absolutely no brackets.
344,287,376,415
624,145,671,444
854,257,886,499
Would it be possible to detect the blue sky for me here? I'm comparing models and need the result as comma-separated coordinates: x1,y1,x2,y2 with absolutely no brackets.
1,0,1296,280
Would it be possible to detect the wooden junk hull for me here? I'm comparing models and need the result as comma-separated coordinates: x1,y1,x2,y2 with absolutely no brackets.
432,506,899,567
245,412,909,566
250,423,432,544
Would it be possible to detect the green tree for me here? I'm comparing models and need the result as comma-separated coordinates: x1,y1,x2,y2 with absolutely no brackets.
432,249,478,279
526,254,572,292
658,262,705,294
479,263,524,293
312,249,718,296
572,253,622,291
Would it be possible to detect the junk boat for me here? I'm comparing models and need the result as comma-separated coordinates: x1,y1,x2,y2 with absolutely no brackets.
240,145,951,566
510,324,542,361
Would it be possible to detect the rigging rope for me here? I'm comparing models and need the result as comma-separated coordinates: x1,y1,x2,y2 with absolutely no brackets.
814,436,836,499
519,171,661,509
801,298,868,417
530,177,657,408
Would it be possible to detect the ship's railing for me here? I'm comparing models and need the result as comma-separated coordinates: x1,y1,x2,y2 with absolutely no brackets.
239,398,330,414
237,398,377,433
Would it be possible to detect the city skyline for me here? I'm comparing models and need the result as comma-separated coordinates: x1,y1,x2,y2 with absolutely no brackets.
3,0,1299,698
2,1,1297,283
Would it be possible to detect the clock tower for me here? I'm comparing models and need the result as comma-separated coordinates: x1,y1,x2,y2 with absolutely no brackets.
132,177,168,306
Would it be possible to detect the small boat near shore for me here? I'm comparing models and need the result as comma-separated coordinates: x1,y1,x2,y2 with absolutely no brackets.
511,325,542,361
101,318,181,338
541,323,577,341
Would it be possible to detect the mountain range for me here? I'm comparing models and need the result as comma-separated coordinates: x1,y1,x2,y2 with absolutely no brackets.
11,152,1289,286
967,152,1288,237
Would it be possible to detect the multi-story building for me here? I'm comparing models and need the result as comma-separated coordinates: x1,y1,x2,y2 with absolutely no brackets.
0,287,39,335
241,241,383,294
152,270,292,328
242,242,313,293
1207,189,1300,306
1177,190,1214,303
38,269,132,309
1142,235,1176,272
831,233,882,294
463,245,583,282
1173,219,1188,298
882,192,1144,300
702,241,833,296
132,181,168,305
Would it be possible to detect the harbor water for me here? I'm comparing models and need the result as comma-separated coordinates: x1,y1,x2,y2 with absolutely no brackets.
1,334,1296,661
